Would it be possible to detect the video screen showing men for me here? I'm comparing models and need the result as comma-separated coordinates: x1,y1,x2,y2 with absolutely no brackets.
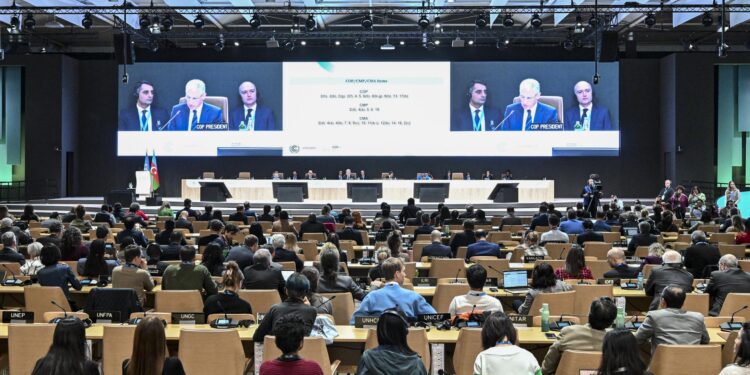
228,81,279,131
168,79,225,131
450,80,502,131
501,78,559,131
118,81,169,131
564,81,613,131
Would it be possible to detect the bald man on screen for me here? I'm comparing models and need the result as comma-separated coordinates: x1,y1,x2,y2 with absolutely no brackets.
563,81,614,131
228,81,279,131
499,78,559,131
168,79,224,131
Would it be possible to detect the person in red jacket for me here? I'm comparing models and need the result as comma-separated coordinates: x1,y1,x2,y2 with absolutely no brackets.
259,313,323,375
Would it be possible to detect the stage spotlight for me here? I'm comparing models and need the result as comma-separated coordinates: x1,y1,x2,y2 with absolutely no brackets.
234,41,240,46
418,15,430,30
214,34,225,52
718,42,729,58
193,14,205,29
593,73,600,85
468,39,474,45
644,12,656,28
139,14,149,29
354,39,366,50
283,40,295,51
503,14,514,27
23,13,35,30
250,13,261,29
475,13,487,28
434,17,442,29
361,14,373,29
496,37,510,48
161,14,173,31
82,12,93,29
10,15,19,30
702,12,713,27
530,13,542,29
305,15,316,30
150,16,160,34
574,14,584,33
399,40,405,45
201,41,207,46
300,40,307,46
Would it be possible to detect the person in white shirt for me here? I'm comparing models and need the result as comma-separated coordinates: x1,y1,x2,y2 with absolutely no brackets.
20,242,44,276
474,311,542,375
540,214,569,244
448,264,503,317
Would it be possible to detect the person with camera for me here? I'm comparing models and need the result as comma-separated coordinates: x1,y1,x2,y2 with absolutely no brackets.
581,178,601,217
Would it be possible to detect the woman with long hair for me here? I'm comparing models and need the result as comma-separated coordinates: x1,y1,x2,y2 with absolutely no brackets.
352,210,367,230
356,309,427,375
554,245,592,280
124,316,185,375
299,266,332,314
515,263,572,315
473,311,540,375
249,222,267,245
720,322,750,374
387,231,408,261
21,204,40,222
60,227,88,261
32,317,99,375
203,261,251,316
726,180,742,206
284,232,301,254
597,329,651,375
79,239,118,277
200,243,225,277
689,186,706,209
317,247,366,300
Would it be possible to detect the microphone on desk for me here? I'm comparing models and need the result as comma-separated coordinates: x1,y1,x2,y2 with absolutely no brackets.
2,264,20,286
218,300,229,322
550,314,575,331
491,110,515,131
157,110,180,131
625,313,641,330
314,295,336,309
487,265,505,282
721,305,748,331
48,300,69,324
453,268,462,284
558,246,567,260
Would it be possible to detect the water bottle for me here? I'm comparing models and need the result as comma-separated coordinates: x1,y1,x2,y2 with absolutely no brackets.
541,303,550,332
615,297,626,328
637,272,644,290
443,225,450,235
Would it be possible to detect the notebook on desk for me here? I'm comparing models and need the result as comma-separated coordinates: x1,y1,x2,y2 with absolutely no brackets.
503,270,529,294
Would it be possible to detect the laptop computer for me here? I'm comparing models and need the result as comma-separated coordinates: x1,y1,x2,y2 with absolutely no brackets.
503,270,529,294
624,227,639,237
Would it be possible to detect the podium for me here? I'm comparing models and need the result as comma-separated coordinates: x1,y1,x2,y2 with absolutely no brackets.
414,183,450,203
347,183,382,202
488,183,519,203
199,181,232,202
272,182,308,202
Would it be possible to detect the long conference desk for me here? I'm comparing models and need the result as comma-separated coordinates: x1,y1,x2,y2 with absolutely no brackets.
181,179,555,203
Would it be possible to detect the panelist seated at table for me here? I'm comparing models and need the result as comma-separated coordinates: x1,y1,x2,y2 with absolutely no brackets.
451,80,503,132
351,257,436,324
448,264,503,317
228,81,278,131
499,78,559,131
563,80,614,131
168,79,225,131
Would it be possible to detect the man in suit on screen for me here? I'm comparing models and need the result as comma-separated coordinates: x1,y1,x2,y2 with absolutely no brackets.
564,80,614,131
168,79,224,131
499,78,559,131
451,80,502,131
118,81,169,131
228,81,279,131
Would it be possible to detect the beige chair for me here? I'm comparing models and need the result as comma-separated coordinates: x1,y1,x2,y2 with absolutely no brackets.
9,324,56,375
601,232,621,243
451,172,464,180
528,291,577,317
487,231,512,242
279,261,296,271
404,262,418,279
432,283,470,312
720,293,750,320
535,226,551,233
264,336,340,375
239,290,281,315
456,246,468,260
648,344,721,375
682,293,709,315
532,315,582,326
572,284,613,320
202,171,215,179
588,260,611,280
473,259,510,279
412,241,431,261
24,286,72,323
635,246,650,258
701,224,720,234
503,225,526,234
718,330,739,366
429,258,466,278
556,350,602,375
154,290,204,313
179,329,249,374
719,243,746,258
298,241,318,261
129,312,171,321
642,264,658,280
453,328,483,375
709,232,737,245
103,324,136,375
536,259,565,271
545,243,573,260
302,232,327,242
513,95,564,123
319,292,355,325
206,313,255,323
705,316,746,328
0,262,21,280
584,242,612,260
364,328,430,371
179,96,230,123
238,172,251,179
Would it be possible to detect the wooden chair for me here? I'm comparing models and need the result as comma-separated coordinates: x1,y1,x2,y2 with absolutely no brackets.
473,259,510,279
556,350,602,375
0,262,21,280
432,283,470,312
339,240,356,253
319,292,355,325
429,258,466,278
103,324,136,375
239,290,281,315
508,246,525,262
741,260,750,272
238,172,251,179
584,242,612,260
264,336,340,375
536,259,565,271
709,232,736,245
532,315,582,326
364,328,430,371
453,328,483,375
572,284,613,321
9,324,55,375
719,243,746,259
42,311,89,322
635,246,650,258
404,262,418,279
504,225,525,234
704,316,745,328
451,172,464,180
718,330,740,366
179,329,250,375
601,232,621,243
297,241,317,261
701,224,720,234
487,231,511,242
528,291,577,317
720,293,750,320
154,290,204,313
545,243,573,260
206,313,255,323
642,264,658,280
24,286,72,323
192,221,209,232
62,260,79,276
535,226,551,233
202,171,215,179
648,344,721,375
682,293,709,315
412,241,431,261
129,312,171,321
359,230,370,245
279,261,296,271
588,260,612,280
456,246,468,260
302,232,327,242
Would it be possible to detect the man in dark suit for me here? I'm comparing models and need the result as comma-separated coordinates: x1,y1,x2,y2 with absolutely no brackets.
168,79,224,131
270,234,303,272
563,81,613,131
529,205,550,231
176,198,199,220
466,231,502,260
576,220,604,245
118,81,169,131
657,179,675,202
160,232,184,261
197,220,223,247
228,205,248,224
422,230,452,258
228,81,279,131
499,78,559,131
645,250,694,311
706,254,750,316
627,222,658,256
37,222,62,249
451,80,502,131
197,205,213,222
336,217,363,245
413,214,435,237
398,198,421,224
603,248,640,279
93,204,116,228
500,207,522,230
449,221,476,257
242,248,286,299
684,231,721,279
298,214,326,240
175,211,194,233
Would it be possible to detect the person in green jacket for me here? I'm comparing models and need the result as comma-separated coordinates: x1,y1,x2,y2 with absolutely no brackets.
157,202,174,218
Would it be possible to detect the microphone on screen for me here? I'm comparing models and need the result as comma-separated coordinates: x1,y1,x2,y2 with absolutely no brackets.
158,110,180,130
491,110,515,131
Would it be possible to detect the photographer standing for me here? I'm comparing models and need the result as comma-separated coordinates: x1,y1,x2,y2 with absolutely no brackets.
582,178,601,217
